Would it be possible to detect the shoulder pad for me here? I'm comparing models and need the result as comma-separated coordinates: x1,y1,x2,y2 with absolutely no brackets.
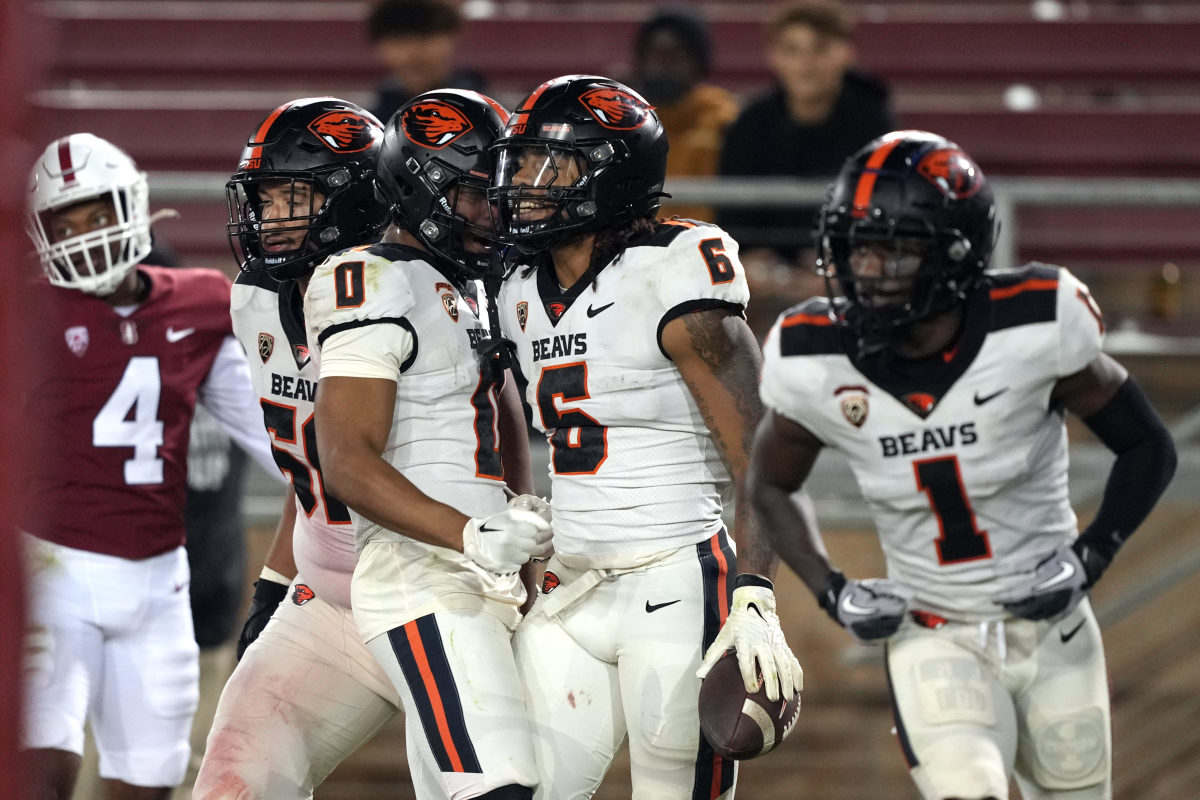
986,264,1061,331
777,297,845,357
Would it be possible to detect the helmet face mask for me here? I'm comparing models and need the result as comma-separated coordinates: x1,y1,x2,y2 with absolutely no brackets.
375,89,511,280
815,130,997,355
26,134,151,296
227,98,389,281
489,75,668,253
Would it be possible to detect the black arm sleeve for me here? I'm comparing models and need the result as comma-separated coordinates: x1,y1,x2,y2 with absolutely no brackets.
1074,376,1177,582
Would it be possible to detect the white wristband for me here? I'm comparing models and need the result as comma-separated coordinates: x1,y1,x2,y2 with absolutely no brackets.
259,566,293,586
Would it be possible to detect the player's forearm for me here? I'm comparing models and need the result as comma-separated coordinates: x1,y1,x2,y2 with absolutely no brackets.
262,486,299,579
750,480,834,597
322,447,469,551
1076,377,1177,576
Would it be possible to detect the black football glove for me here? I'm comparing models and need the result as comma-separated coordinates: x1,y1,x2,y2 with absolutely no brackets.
235,578,288,660
993,541,1109,621
818,570,910,642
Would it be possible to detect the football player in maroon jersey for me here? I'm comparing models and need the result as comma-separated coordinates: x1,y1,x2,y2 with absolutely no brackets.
21,133,277,800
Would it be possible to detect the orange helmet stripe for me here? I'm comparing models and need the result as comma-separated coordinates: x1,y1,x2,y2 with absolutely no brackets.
244,100,294,168
850,137,903,218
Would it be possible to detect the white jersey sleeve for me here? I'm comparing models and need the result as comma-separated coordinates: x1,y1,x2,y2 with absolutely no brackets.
305,246,417,381
1054,268,1105,377
197,335,283,479
653,222,750,321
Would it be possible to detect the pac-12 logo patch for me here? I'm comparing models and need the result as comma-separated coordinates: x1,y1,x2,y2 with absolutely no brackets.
258,332,274,363
65,325,89,357
441,293,459,322
834,384,869,427
516,301,529,332
307,111,380,153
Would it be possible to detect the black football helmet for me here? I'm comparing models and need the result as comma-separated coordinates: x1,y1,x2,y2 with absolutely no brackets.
815,130,999,354
226,97,390,280
374,89,510,279
489,74,669,252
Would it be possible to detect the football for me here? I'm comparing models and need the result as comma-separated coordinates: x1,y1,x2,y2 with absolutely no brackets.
698,651,801,760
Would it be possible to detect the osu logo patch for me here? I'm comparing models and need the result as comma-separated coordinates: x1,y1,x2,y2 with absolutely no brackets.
292,584,315,606
516,301,529,332
402,101,473,149
546,301,566,321
902,392,938,418
541,571,560,594
577,87,651,130
258,332,274,363
917,148,984,199
307,111,380,153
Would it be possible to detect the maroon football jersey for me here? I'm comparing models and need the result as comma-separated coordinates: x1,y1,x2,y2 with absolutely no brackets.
21,266,234,559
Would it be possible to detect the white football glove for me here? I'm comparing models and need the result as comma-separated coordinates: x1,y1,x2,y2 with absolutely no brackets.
506,493,553,562
462,506,552,575
819,571,910,643
993,544,1089,621
696,576,804,703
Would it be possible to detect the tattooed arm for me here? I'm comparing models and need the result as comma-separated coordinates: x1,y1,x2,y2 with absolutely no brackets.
665,307,805,700
660,307,777,578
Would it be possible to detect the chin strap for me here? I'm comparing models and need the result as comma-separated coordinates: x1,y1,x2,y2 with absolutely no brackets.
475,260,517,379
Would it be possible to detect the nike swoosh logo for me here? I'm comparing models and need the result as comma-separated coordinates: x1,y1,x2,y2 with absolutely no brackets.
479,524,500,534
645,599,681,613
166,327,196,343
1031,560,1076,592
1060,619,1086,644
973,388,1009,406
840,594,879,616
586,302,614,318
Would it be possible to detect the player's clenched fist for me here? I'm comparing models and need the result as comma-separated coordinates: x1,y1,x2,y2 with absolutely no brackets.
819,570,910,642
462,502,552,575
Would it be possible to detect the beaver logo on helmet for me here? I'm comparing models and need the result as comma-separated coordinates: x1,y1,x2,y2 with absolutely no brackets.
306,111,379,153
578,87,651,130
917,148,984,200
401,101,474,149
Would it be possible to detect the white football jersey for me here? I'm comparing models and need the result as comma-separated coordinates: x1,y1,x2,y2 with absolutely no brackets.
231,271,356,609
306,242,511,541
760,265,1106,620
498,220,750,568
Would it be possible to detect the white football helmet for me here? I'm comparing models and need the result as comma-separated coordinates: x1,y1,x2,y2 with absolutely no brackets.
26,133,152,295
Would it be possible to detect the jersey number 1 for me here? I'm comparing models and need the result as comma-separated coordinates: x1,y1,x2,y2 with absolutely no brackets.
914,456,992,564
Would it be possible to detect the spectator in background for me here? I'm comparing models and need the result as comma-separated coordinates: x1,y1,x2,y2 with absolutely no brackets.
366,0,486,123
628,6,738,222
718,0,895,333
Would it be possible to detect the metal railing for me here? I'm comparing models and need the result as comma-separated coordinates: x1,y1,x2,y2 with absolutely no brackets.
151,172,1200,272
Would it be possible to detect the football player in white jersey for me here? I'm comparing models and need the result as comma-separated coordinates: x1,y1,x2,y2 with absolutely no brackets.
749,130,1177,800
307,89,550,800
489,74,803,799
193,97,402,798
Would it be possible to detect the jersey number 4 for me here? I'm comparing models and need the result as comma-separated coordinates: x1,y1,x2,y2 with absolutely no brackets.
93,357,165,485
914,455,992,564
